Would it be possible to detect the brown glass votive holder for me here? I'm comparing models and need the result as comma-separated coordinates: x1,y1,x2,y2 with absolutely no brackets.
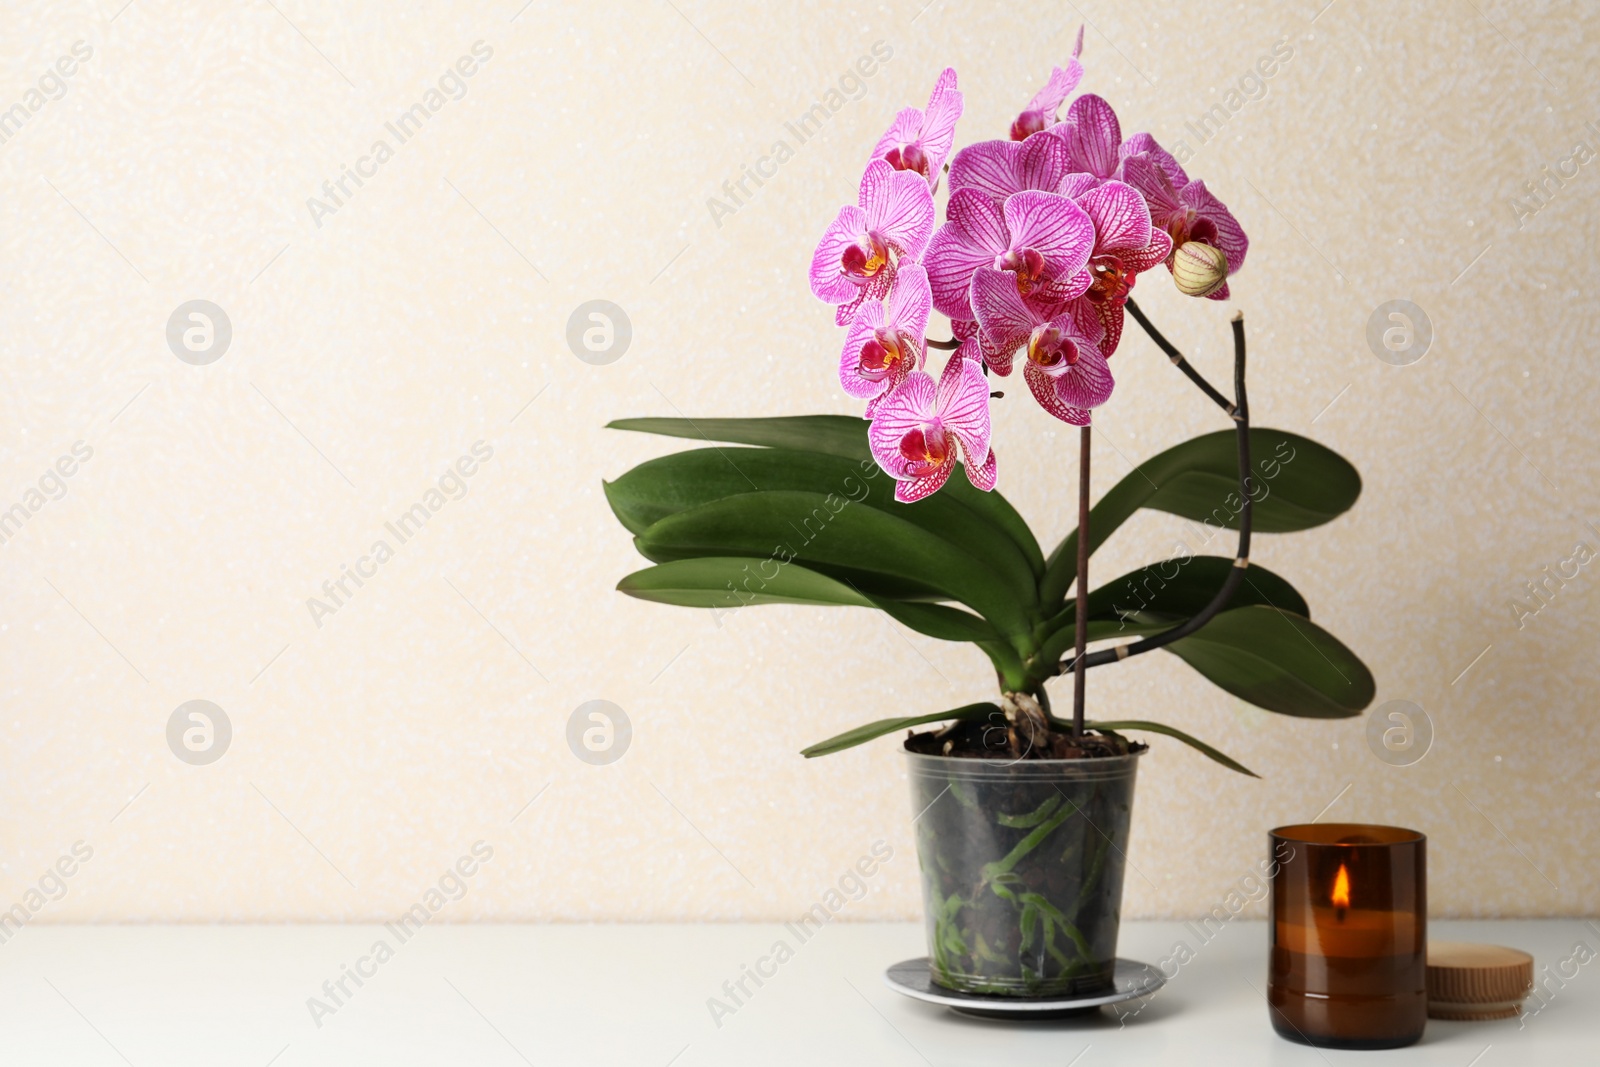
1267,823,1426,1050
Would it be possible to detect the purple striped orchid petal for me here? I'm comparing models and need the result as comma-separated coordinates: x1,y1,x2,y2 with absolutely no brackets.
1033,265,1094,308
1179,179,1249,283
927,190,1092,322
809,205,874,305
1057,171,1099,200
887,260,933,337
949,140,1024,203
1011,27,1086,141
949,135,1078,205
840,263,931,409
1116,133,1250,298
867,356,994,500
925,189,1009,319
1024,365,1090,426
860,158,936,260
1058,94,1122,182
1018,136,1075,196
1001,190,1096,295
1022,316,1114,426
811,161,934,324
875,107,926,165
1077,180,1153,256
1117,154,1188,235
965,444,998,491
1072,180,1174,355
1084,296,1126,359
935,352,993,468
970,267,1041,374
1119,132,1190,189
873,68,964,190
922,71,964,181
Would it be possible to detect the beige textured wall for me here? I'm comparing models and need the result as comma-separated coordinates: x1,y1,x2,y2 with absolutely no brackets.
1,0,1595,925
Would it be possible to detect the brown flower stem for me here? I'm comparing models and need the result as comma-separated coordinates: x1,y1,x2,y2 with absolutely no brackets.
1125,297,1235,415
926,337,962,350
1060,312,1252,677
1072,423,1091,736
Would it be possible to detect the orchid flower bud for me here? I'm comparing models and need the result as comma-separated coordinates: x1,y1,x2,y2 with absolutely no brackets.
1171,241,1229,298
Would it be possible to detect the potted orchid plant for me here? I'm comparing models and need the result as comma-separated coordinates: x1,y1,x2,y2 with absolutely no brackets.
605,34,1373,1000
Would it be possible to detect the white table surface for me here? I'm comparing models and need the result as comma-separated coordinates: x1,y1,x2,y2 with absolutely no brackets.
0,920,1592,1065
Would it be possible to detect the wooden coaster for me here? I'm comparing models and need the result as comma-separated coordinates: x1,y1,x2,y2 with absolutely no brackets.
1427,941,1534,1020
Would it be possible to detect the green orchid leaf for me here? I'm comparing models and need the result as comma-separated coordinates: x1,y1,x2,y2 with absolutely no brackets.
634,490,1033,637
609,416,1045,577
1031,557,1313,670
610,417,1373,754
801,702,1000,758
1162,605,1375,719
617,557,871,610
1083,556,1310,620
609,415,871,460
871,600,1003,643
618,558,1016,680
605,447,1038,608
1042,428,1361,607
1084,720,1260,778
604,446,872,535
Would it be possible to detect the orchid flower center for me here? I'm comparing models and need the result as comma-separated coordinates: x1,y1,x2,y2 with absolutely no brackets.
1166,209,1218,253
1086,254,1133,305
884,143,929,178
1010,110,1048,142
857,328,905,382
1187,216,1220,248
841,233,890,280
998,247,1048,295
899,423,951,475
1028,325,1079,371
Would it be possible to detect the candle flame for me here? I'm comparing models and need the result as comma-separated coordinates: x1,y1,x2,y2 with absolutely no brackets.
1331,863,1351,910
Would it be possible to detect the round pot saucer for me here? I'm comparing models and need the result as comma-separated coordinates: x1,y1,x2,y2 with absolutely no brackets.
883,957,1165,1020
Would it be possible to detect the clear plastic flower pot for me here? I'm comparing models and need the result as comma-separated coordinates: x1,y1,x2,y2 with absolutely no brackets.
906,748,1144,997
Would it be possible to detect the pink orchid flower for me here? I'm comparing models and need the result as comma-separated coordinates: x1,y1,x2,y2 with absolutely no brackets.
970,267,1112,426
1118,136,1249,300
872,68,963,189
1072,179,1174,356
839,264,932,416
947,134,1096,206
1118,133,1189,188
1010,27,1085,141
924,189,1096,322
810,159,936,326
1053,93,1125,184
868,355,995,502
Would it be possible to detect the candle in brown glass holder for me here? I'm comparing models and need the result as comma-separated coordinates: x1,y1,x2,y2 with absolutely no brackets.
1268,823,1426,1049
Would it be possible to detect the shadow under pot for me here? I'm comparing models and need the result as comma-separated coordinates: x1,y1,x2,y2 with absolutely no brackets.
905,748,1144,997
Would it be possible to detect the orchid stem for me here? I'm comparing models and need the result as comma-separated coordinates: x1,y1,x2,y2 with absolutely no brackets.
926,337,962,350
1125,297,1235,416
1060,312,1252,677
1072,424,1091,737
